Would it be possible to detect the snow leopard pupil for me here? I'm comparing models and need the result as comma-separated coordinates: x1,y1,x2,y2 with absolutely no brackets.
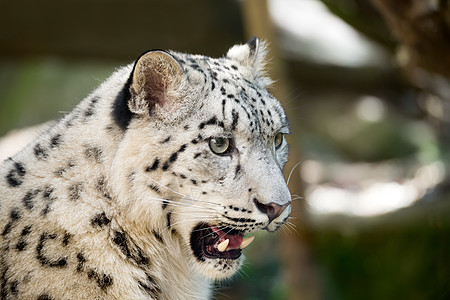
209,137,230,154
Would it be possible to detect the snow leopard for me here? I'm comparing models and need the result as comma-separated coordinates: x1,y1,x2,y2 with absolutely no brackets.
0,37,291,299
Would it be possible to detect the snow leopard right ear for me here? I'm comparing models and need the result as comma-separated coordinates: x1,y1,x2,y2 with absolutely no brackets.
128,50,184,116
226,37,272,86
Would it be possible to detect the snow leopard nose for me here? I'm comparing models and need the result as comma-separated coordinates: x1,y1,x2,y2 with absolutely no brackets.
253,199,290,223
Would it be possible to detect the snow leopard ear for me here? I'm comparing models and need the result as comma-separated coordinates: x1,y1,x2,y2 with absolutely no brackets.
226,37,272,85
128,50,184,116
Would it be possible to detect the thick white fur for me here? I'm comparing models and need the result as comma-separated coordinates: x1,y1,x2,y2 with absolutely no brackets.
0,39,291,299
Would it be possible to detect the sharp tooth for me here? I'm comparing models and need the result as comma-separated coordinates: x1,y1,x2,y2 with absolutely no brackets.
217,239,230,252
240,236,255,249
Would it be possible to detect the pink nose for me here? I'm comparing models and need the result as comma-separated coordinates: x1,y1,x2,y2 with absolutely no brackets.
254,199,290,223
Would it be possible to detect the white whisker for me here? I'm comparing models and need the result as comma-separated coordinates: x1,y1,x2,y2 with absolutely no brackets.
287,161,302,186
142,172,223,207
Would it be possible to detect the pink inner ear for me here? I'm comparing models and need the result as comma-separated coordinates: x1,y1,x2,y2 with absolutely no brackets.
144,69,168,113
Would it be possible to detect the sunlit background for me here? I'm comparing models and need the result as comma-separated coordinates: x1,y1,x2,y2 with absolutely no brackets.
1,0,449,299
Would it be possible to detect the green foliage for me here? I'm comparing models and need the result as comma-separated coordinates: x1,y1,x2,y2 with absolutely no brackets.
0,59,116,135
314,201,450,300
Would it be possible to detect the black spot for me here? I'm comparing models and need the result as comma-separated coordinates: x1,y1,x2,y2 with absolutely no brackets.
77,252,86,272
199,116,216,129
6,161,26,187
50,134,62,148
96,176,112,200
16,240,27,251
112,230,149,266
166,212,172,228
36,233,68,268
41,204,52,216
183,125,189,130
146,158,160,172
162,199,169,210
33,143,49,160
152,230,164,243
41,186,56,216
68,183,83,201
62,232,71,246
22,189,41,210
148,184,161,194
10,280,18,295
170,144,187,162
191,179,197,185
160,136,171,143
84,145,103,163
91,212,111,228
42,186,55,200
231,109,239,131
193,153,202,159
138,274,160,298
211,81,215,91
21,225,32,236
162,144,187,170
37,294,53,300
84,96,99,119
15,225,32,251
2,208,21,236
54,161,75,177
168,152,179,163
87,269,114,291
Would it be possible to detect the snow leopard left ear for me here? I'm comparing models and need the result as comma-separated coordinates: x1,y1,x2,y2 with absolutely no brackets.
128,50,184,116
226,36,272,85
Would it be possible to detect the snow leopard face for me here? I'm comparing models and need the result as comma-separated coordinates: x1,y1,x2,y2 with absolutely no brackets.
110,37,291,280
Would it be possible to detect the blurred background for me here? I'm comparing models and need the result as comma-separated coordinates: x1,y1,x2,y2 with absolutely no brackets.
1,0,449,299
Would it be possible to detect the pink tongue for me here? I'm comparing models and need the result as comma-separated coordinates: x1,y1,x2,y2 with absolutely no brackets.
211,226,243,249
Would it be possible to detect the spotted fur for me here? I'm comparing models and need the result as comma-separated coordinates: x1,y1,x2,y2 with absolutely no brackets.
0,37,291,299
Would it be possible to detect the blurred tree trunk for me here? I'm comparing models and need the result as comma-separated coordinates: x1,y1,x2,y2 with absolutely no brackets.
372,0,450,79
372,0,450,135
241,1,323,300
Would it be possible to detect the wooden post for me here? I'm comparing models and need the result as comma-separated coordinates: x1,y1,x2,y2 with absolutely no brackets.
241,1,323,299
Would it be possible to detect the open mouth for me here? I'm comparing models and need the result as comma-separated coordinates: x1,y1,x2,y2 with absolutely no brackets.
190,223,255,261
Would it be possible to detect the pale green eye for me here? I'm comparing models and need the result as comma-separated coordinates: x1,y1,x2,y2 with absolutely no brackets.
209,137,230,155
274,133,283,149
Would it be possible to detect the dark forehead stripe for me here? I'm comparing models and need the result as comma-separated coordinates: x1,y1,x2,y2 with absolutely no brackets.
198,116,224,129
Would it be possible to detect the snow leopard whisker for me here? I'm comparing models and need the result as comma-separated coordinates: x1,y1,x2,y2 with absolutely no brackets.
146,196,219,212
291,194,303,201
165,218,218,232
287,161,303,186
285,221,299,235
142,172,222,207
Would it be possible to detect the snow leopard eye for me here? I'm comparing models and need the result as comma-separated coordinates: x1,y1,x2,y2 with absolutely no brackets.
209,137,230,155
274,133,284,150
